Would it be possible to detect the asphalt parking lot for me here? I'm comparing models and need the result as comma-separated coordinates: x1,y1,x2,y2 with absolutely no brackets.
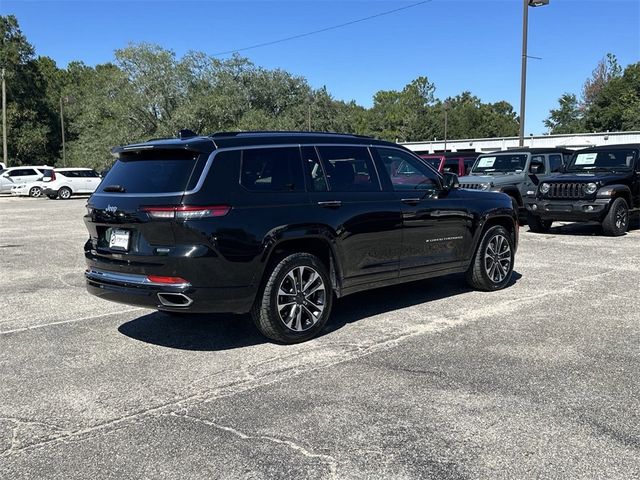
1,195,639,479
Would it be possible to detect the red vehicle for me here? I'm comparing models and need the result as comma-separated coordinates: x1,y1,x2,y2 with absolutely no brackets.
419,152,479,176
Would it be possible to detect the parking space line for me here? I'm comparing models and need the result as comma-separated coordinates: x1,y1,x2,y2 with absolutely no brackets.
0,308,146,336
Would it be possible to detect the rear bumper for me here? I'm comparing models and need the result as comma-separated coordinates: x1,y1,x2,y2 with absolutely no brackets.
523,198,611,222
85,268,255,314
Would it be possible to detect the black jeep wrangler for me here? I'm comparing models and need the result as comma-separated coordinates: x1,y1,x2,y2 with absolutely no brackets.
525,144,640,236
84,131,518,343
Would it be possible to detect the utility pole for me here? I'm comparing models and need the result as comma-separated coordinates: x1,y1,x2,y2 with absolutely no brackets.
60,96,66,167
518,0,529,147
308,104,311,132
519,0,549,147
2,68,7,167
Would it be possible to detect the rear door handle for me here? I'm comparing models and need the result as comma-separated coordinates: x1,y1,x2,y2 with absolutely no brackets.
401,198,421,205
317,200,342,208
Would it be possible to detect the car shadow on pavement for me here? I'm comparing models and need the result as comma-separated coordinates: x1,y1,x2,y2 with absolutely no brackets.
118,271,522,351
323,271,522,335
530,215,640,236
118,312,264,351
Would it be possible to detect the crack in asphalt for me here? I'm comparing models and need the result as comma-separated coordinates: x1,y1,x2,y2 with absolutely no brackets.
171,412,339,477
0,417,71,455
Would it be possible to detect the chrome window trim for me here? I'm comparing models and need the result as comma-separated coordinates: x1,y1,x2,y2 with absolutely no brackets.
91,142,426,198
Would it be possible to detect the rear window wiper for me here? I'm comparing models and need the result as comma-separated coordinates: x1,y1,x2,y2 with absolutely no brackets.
103,184,126,193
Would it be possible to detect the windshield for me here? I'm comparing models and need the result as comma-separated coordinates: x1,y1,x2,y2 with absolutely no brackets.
566,149,636,172
98,151,206,194
471,154,527,174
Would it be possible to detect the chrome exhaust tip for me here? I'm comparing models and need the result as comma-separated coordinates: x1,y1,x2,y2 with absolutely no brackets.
157,292,193,307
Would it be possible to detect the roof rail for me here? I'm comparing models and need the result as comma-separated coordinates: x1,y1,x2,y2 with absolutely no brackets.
208,130,372,139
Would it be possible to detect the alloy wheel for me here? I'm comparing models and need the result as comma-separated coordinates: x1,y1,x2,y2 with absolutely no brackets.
615,204,628,230
276,266,326,332
484,234,512,283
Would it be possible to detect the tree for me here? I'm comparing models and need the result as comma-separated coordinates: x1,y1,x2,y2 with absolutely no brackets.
0,15,59,165
582,53,622,108
583,62,640,132
544,93,584,134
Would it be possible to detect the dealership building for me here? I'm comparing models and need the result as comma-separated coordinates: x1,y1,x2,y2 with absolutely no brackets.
401,131,640,154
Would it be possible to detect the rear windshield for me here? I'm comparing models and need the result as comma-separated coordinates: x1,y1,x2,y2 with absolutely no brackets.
97,150,206,194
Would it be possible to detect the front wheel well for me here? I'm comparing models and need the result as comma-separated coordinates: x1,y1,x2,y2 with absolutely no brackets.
613,191,632,206
481,216,517,245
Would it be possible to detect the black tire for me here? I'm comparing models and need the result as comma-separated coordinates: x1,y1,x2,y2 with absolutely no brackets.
466,225,515,291
251,253,333,344
57,187,72,200
602,197,629,236
29,186,42,198
527,213,552,233
46,194,57,200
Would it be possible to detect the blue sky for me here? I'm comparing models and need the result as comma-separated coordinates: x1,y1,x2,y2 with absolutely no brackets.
3,0,639,135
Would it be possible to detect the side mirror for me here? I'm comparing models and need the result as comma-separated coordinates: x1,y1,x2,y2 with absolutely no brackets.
1,173,8,178
529,161,544,174
442,172,459,191
42,176,51,182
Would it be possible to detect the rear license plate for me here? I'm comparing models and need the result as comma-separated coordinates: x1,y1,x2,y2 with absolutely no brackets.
109,229,130,251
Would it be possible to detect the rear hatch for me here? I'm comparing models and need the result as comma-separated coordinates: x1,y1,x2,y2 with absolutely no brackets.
85,147,211,274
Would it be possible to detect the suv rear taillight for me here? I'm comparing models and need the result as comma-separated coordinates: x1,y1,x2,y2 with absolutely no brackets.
147,275,189,285
141,205,231,220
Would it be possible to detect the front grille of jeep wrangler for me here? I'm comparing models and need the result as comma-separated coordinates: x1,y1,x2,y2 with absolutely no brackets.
460,183,483,190
546,183,587,199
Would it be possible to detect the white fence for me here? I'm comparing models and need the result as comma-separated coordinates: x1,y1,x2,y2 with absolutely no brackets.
401,131,640,154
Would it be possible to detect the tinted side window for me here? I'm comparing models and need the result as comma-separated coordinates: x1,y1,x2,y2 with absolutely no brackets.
463,159,475,175
241,147,304,192
530,155,546,174
317,146,380,192
301,146,328,192
443,160,459,173
375,148,439,192
549,154,564,173
64,171,81,177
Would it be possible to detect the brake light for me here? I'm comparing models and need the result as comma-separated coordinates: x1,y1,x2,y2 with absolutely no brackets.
51,170,56,181
141,205,231,219
146,275,189,285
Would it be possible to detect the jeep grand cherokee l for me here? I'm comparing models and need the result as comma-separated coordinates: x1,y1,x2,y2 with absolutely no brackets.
525,144,640,236
84,131,518,343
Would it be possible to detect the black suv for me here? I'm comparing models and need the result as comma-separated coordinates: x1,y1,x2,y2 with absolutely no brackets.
84,132,518,343
524,144,640,236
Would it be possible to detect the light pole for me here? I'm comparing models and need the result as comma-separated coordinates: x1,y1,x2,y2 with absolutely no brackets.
519,0,549,147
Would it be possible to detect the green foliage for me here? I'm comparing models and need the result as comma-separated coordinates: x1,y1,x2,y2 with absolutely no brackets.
1,15,59,165
544,93,584,134
544,54,638,135
584,62,640,132
1,15,528,168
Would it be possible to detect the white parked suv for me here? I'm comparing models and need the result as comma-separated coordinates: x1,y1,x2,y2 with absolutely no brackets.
42,168,102,199
0,165,51,193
